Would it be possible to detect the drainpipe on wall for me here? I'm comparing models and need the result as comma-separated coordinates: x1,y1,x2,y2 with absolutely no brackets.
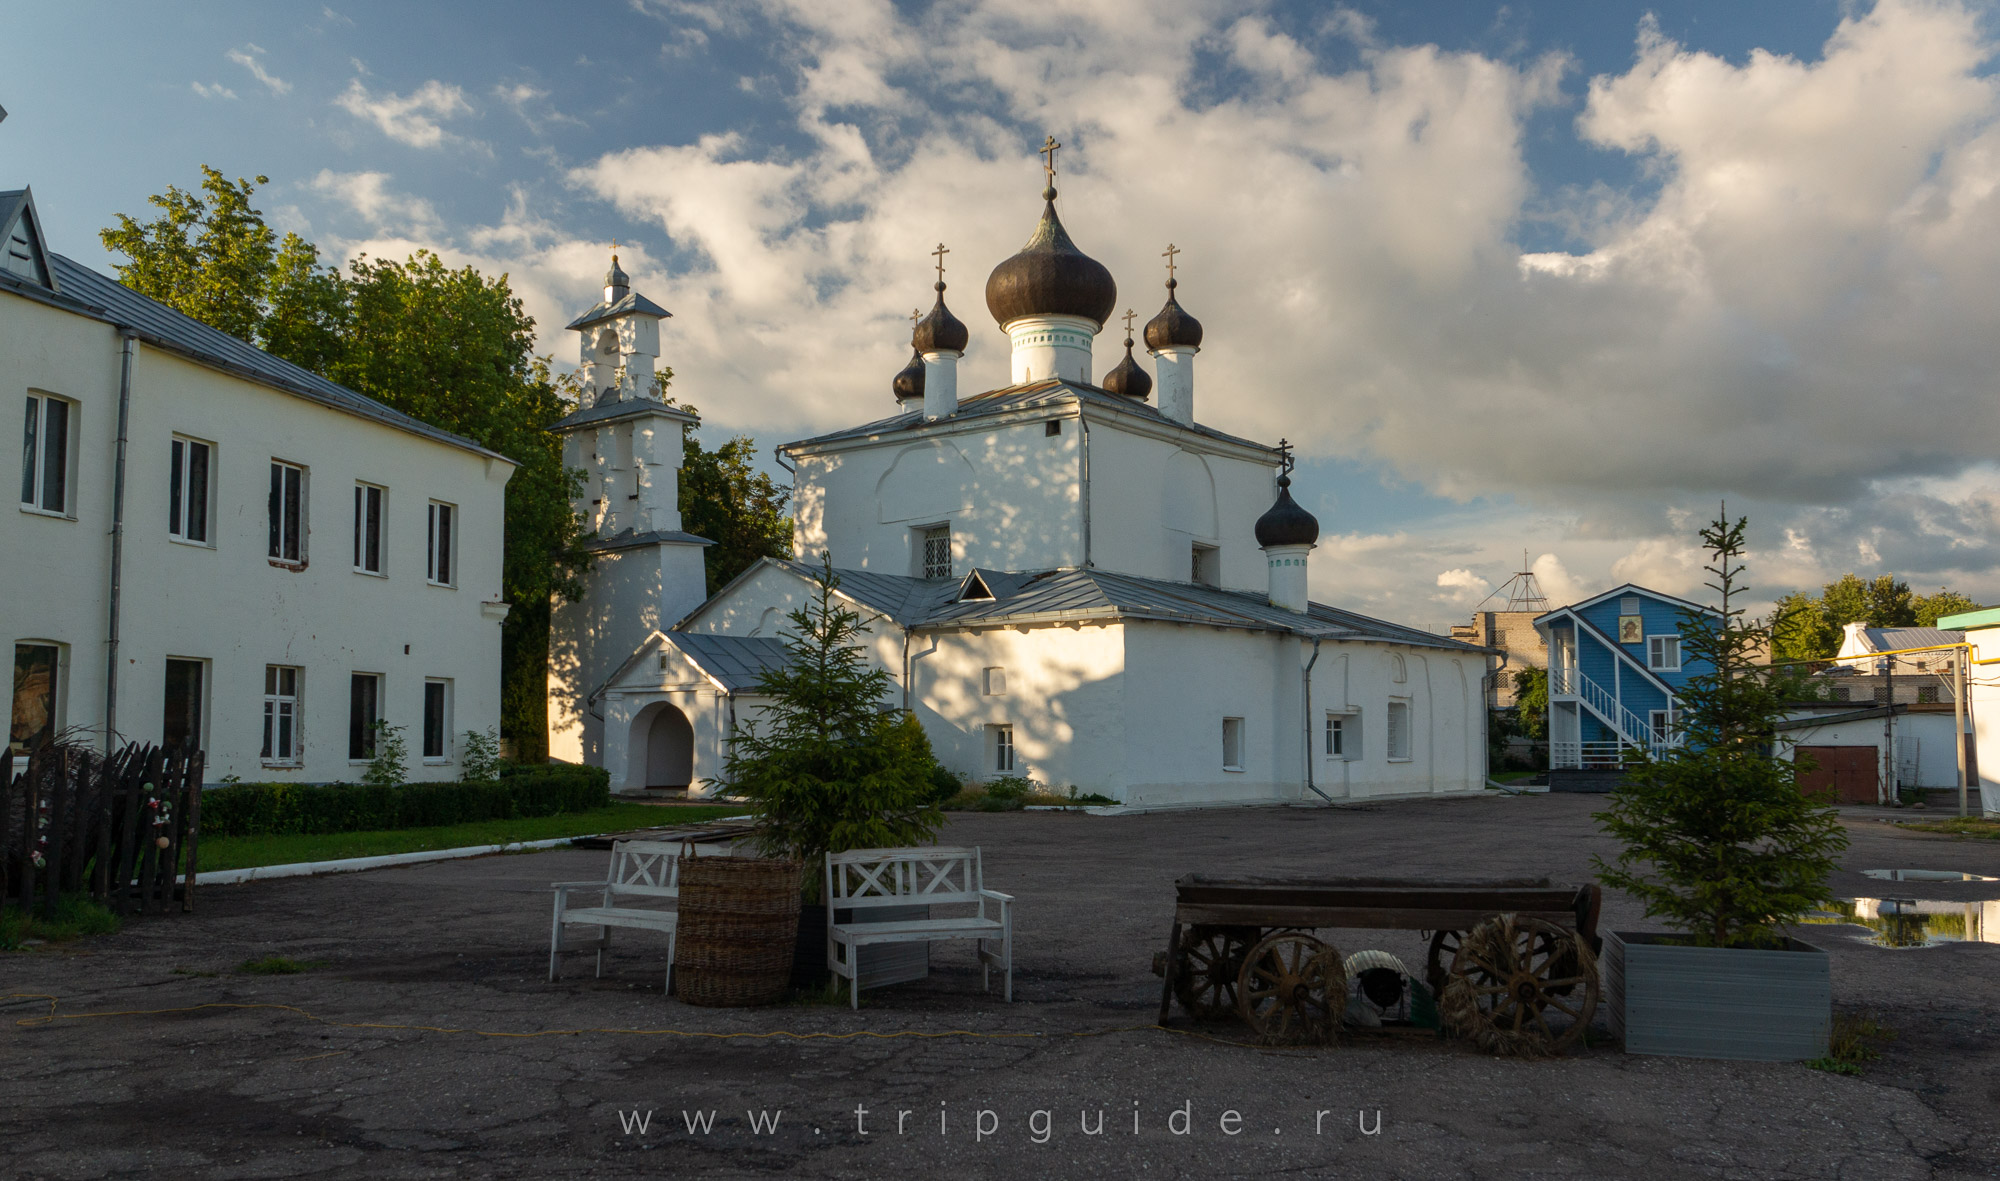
1302,637,1332,803
103,329,138,754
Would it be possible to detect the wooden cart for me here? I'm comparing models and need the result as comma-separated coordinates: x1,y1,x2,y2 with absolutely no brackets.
1154,875,1603,1052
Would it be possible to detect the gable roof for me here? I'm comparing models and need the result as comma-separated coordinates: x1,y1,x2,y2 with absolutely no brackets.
0,189,55,291
565,289,672,331
776,378,1279,458
0,248,509,464
1841,626,1964,656
665,632,789,691
1534,582,1715,626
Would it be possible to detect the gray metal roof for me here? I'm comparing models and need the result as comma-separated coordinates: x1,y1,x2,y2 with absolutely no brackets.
778,378,1279,456
763,559,964,625
584,528,713,554
565,289,672,331
1859,627,1964,653
664,633,789,691
551,395,697,433
3,253,510,464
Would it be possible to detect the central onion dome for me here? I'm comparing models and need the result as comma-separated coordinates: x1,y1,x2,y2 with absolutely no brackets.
1255,475,1320,548
913,280,969,355
984,184,1118,328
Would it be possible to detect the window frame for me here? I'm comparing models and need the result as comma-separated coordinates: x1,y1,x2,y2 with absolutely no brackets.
916,523,951,580
990,723,1015,774
262,665,303,766
348,672,383,762
10,641,65,756
162,656,208,754
168,435,215,545
422,678,452,763
1647,633,1682,672
1191,543,1220,588
267,459,308,567
1222,716,1245,772
1324,711,1359,760
427,500,457,587
1385,698,1412,762
354,482,386,576
20,392,76,518
1648,708,1674,744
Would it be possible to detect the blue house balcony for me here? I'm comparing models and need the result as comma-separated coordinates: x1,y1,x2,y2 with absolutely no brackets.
1534,584,1718,770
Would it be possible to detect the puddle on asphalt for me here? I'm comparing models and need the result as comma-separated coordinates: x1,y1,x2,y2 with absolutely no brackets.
1807,898,2000,948
1861,869,1999,882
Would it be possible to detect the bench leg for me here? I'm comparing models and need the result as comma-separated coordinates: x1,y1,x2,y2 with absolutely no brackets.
549,895,564,982
664,930,676,997
595,926,610,978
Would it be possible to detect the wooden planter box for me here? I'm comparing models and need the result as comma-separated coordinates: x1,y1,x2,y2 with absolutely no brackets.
1604,930,1830,1060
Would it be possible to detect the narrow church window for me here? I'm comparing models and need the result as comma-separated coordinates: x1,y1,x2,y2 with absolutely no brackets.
1386,700,1411,761
991,724,1015,773
1192,543,1219,587
918,524,951,579
1222,717,1244,770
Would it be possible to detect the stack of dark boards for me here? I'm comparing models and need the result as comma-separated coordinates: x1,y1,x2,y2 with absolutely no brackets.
0,742,204,919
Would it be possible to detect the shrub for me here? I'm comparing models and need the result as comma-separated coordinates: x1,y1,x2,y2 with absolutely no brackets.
460,727,504,782
199,762,610,837
928,762,961,804
361,721,409,789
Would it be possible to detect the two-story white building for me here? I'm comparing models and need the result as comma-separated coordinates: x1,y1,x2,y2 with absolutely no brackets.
3,186,513,783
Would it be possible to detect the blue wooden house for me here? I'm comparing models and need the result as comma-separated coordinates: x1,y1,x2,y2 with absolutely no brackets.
1533,584,1718,768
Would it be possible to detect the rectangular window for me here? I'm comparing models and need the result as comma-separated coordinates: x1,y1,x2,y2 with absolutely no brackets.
20,394,71,514
163,659,205,753
1222,716,1244,771
354,483,385,574
992,724,1014,773
1647,634,1682,671
1919,684,1940,704
427,501,455,585
1325,714,1345,757
262,665,301,763
983,667,1007,696
918,524,951,580
1648,709,1673,743
422,679,450,760
268,461,305,563
10,642,60,755
1192,543,1220,587
348,673,381,760
1873,686,1892,704
1832,685,1851,702
1386,700,1412,761
169,437,212,543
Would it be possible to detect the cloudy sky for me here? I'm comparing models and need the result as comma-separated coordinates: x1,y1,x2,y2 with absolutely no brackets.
10,0,2000,628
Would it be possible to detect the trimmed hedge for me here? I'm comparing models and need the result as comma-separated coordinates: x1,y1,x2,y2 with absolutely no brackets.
199,763,612,838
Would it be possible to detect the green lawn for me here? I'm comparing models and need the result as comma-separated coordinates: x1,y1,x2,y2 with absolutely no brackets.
197,803,749,872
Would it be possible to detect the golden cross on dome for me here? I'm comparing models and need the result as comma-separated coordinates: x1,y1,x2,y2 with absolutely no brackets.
1162,243,1180,282
610,238,621,255
932,242,949,283
1040,135,1061,184
1122,308,1137,336
1276,437,1295,476
910,308,922,325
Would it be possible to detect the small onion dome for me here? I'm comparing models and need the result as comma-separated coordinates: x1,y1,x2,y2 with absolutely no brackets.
892,349,926,402
912,282,969,355
1144,278,1203,351
1101,335,1152,400
605,254,630,300
1255,475,1320,548
984,187,1118,328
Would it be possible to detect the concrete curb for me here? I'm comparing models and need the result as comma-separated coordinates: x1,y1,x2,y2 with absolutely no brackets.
196,814,758,886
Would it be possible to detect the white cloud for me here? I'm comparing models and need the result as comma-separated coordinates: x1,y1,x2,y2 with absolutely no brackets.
191,81,237,101
310,170,439,232
226,45,291,95
335,79,475,149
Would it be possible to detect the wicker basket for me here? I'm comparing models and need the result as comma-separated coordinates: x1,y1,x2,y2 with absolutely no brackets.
675,855,803,1007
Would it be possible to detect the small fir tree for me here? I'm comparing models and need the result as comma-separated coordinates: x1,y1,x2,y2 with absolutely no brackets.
723,554,944,898
1593,512,1849,949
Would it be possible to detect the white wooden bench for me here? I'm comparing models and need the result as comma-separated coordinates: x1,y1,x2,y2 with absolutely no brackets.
826,846,1013,1009
548,840,687,992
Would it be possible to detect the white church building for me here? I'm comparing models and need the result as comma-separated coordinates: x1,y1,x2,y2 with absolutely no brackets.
548,157,1492,808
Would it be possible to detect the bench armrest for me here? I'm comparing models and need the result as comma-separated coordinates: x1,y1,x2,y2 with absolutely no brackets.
978,889,1013,904
550,880,610,891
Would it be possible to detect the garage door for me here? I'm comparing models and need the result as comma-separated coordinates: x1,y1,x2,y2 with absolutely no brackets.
1795,745,1878,805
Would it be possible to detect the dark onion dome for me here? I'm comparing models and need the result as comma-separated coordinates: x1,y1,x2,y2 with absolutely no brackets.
984,187,1117,328
1254,475,1320,548
1144,277,1203,350
1101,334,1152,400
605,253,630,299
912,282,969,354
892,349,925,402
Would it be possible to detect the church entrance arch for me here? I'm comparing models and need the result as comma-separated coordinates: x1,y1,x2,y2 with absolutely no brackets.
631,701,694,790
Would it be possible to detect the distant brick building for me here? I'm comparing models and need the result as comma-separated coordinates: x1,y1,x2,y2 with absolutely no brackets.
1451,610,1548,710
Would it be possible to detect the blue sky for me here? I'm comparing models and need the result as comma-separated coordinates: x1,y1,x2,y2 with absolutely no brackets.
9,1,2000,625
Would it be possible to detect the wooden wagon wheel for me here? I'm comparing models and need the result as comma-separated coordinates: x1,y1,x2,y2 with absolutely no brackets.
1440,914,1599,1057
1425,929,1467,997
1236,931,1344,1045
1173,925,1258,1020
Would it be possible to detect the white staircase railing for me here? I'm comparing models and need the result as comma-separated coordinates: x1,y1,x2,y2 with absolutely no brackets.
1548,663,1678,768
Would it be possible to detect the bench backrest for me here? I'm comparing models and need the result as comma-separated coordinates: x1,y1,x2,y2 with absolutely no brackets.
604,840,682,899
826,845,984,910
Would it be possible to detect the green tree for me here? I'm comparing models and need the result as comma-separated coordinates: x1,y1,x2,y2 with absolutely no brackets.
651,384,793,595
1769,590,1832,663
1513,666,1547,741
722,555,944,899
99,166,275,343
1594,513,1849,949
1863,574,1916,628
1914,588,1980,628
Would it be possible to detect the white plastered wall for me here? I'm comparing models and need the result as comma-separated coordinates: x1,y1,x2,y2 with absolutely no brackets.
1,288,511,783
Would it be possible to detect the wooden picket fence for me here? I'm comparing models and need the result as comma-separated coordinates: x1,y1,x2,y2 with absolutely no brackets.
0,741,204,919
